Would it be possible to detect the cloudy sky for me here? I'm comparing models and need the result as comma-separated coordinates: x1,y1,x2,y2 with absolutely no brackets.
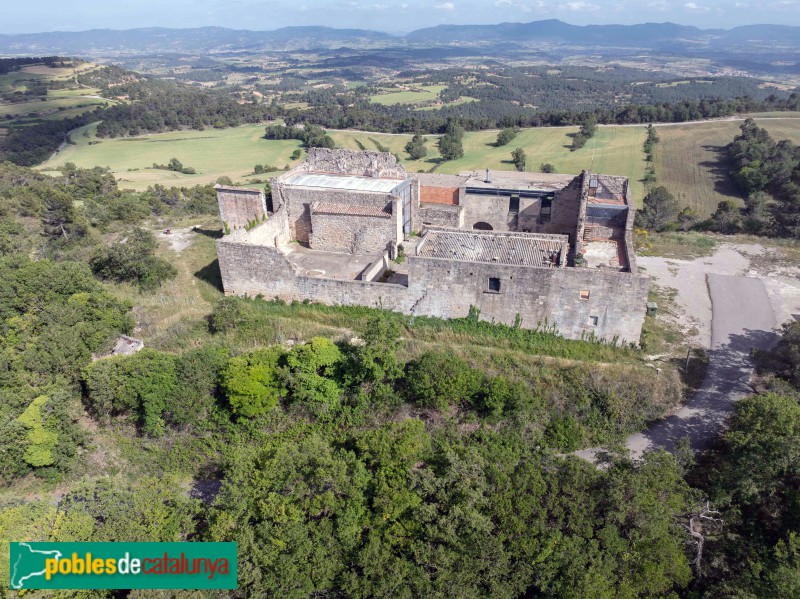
3,0,799,34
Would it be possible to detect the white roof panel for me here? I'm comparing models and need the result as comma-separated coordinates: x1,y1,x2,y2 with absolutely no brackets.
284,173,405,193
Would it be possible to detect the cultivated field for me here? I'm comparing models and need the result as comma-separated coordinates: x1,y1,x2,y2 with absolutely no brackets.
653,115,800,215
42,122,650,198
369,85,446,105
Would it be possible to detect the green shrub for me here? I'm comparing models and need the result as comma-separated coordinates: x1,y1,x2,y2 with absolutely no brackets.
405,351,483,410
221,347,286,418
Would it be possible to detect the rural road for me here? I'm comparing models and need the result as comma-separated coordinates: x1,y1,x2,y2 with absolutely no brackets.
576,273,778,462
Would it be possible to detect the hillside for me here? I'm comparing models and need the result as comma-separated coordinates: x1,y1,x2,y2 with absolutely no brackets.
1,21,799,55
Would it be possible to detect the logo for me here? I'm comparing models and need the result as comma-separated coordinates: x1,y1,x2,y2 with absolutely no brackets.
9,542,237,590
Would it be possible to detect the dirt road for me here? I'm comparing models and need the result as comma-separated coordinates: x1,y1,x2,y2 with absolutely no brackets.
577,272,779,462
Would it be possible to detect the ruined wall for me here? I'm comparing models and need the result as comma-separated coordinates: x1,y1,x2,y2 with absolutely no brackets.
278,186,394,245
216,186,267,232
235,204,291,247
297,148,408,179
419,203,463,228
406,256,648,343
460,194,517,231
216,238,409,309
420,185,459,205
309,210,395,255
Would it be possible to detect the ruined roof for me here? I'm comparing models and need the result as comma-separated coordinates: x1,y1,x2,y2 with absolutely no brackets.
417,228,567,267
460,169,575,192
589,174,628,203
415,173,468,187
313,202,391,219
284,172,406,194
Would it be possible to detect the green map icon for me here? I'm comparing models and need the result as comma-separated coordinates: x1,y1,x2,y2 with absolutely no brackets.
10,542,63,589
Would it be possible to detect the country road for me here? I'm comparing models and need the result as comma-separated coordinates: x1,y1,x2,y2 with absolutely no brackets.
577,273,779,462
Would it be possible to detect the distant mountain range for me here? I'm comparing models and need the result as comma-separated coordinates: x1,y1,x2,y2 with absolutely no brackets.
1,20,799,55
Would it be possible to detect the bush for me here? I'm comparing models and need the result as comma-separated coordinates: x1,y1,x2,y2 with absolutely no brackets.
221,347,286,418
83,349,178,437
90,228,177,291
405,351,482,410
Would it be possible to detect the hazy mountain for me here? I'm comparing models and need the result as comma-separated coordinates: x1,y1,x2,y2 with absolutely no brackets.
0,20,798,55
0,25,398,54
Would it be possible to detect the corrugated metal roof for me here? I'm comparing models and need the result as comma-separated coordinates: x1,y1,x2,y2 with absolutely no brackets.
313,202,391,219
284,173,405,193
417,229,566,267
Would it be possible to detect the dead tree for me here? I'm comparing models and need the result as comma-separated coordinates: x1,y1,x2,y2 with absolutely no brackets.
684,501,723,576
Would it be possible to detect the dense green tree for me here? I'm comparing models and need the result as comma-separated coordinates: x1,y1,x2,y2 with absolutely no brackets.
636,185,680,231
709,199,743,233
404,133,428,160
220,347,286,418
511,147,527,171
495,127,519,146
437,121,465,161
405,351,482,410
90,227,177,291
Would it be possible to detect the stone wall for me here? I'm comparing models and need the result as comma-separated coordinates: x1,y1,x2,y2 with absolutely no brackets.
460,194,518,231
419,203,464,228
296,148,408,179
406,255,648,343
217,235,648,343
216,186,267,232
277,185,395,245
309,209,395,255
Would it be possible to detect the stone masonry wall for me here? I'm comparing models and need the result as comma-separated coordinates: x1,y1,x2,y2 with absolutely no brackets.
310,210,395,255
216,186,267,232
407,256,648,343
297,148,408,179
279,186,394,245
419,203,463,228
217,236,648,343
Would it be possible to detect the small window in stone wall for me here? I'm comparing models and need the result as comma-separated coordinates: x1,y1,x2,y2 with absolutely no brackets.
589,315,599,326
580,289,590,300
488,277,501,293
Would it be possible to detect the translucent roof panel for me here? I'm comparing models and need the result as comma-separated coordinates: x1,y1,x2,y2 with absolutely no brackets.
284,173,406,193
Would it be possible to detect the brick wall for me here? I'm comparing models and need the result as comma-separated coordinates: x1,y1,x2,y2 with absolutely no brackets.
420,185,459,205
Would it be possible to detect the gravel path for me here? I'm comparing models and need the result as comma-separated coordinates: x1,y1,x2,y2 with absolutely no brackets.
577,273,778,462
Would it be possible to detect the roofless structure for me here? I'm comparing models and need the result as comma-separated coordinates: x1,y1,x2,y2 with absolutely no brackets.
214,149,649,343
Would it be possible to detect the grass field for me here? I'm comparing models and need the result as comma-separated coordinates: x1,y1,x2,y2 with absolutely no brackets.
369,85,446,106
653,115,800,215
41,122,650,197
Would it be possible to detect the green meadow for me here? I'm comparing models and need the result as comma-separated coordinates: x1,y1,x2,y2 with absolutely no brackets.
41,122,649,199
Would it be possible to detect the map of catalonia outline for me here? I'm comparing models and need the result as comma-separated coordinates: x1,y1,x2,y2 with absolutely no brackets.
10,542,63,589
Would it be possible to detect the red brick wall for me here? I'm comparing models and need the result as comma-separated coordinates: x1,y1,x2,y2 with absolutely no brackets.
421,185,459,205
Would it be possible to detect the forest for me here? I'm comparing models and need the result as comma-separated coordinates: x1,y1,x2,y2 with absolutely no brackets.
1,60,799,170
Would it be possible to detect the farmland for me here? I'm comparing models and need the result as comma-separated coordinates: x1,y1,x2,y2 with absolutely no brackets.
0,61,114,127
653,115,800,215
41,121,650,196
369,85,446,105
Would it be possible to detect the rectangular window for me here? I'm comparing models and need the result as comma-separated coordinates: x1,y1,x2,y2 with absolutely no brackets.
488,277,501,293
589,315,599,326
580,290,590,300
509,195,520,212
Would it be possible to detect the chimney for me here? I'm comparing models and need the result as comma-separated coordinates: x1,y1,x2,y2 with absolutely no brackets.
485,168,491,183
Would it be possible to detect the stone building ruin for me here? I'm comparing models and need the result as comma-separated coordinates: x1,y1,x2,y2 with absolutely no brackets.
215,148,650,343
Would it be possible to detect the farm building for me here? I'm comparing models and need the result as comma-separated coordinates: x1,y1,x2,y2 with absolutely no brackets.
214,148,649,343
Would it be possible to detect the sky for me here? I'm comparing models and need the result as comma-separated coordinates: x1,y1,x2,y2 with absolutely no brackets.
2,0,799,34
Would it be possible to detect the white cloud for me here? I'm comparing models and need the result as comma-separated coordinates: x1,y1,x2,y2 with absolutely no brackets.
559,1,600,10
434,1,455,9
494,0,513,5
